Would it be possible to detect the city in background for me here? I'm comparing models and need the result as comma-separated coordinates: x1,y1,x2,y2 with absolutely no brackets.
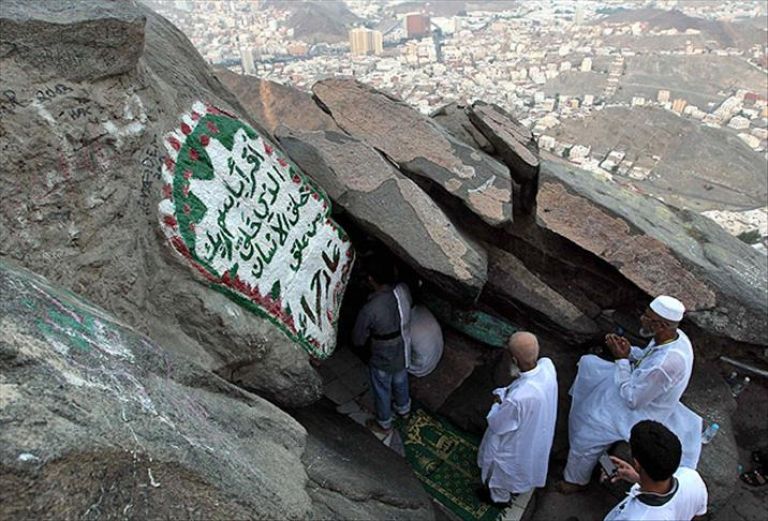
147,0,768,252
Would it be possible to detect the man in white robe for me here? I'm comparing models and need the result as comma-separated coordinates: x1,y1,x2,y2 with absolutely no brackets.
558,295,702,493
477,332,558,504
393,282,444,377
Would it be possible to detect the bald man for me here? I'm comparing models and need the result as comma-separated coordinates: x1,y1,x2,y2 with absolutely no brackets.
477,332,558,505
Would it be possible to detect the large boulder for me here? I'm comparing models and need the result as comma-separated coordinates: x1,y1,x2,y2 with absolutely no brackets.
276,126,488,302
534,160,768,346
292,400,435,521
0,0,145,83
216,70,338,135
0,0,355,407
468,101,540,213
0,260,312,520
483,245,600,342
312,78,514,227
430,102,494,154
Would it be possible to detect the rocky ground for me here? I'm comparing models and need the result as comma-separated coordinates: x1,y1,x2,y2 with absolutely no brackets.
1,1,766,519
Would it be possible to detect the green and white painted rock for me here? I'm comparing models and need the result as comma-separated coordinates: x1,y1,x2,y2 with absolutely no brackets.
158,102,354,358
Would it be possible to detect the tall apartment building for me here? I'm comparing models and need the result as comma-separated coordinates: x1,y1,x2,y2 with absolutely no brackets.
671,98,688,114
240,47,256,75
349,27,383,56
657,89,671,103
405,13,430,39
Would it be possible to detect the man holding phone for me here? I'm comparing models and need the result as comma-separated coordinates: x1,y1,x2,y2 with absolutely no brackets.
601,420,708,520
558,295,702,493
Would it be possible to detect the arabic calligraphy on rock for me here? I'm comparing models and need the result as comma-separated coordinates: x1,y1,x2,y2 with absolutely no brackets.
158,102,354,358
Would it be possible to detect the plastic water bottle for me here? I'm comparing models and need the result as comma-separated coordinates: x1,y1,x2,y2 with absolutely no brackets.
701,423,719,445
732,377,750,398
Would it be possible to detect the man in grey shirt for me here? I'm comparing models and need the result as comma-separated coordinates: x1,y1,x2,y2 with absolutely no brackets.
353,258,411,435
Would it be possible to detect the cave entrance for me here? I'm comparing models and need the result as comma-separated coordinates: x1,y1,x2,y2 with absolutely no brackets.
312,213,535,519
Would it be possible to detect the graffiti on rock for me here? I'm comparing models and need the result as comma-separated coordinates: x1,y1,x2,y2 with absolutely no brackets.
158,101,354,358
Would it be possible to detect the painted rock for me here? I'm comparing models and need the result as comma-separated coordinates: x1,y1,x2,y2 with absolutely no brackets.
158,101,354,359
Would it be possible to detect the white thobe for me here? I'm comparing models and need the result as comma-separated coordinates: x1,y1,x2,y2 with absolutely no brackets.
477,358,558,499
393,282,413,367
407,305,444,377
564,330,702,485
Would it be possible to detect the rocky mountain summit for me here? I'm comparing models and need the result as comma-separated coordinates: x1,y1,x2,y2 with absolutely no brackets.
1,0,766,519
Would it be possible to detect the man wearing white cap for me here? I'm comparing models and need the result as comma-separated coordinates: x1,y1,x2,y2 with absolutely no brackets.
558,296,703,494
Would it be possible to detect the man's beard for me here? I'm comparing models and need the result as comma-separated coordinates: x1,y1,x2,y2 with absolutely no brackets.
639,326,655,338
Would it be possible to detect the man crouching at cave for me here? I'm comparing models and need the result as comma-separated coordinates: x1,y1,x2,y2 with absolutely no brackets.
352,256,411,436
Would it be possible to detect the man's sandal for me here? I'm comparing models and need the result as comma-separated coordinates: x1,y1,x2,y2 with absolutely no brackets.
739,469,767,487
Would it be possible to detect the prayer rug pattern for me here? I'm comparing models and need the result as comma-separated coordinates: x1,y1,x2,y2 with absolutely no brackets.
398,408,503,521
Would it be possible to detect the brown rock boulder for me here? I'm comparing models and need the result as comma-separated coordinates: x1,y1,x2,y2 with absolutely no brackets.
535,160,768,346
312,78,514,227
215,70,338,135
275,126,488,301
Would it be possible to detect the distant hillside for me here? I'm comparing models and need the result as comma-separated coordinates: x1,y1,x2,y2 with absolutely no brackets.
263,0,361,44
597,8,738,48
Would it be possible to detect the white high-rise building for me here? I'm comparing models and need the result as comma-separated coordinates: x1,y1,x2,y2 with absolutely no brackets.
580,57,592,72
240,47,256,75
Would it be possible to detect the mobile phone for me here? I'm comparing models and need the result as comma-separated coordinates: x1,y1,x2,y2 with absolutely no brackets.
599,453,618,478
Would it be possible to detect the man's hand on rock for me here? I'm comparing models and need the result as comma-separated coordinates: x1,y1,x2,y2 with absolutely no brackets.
605,334,631,360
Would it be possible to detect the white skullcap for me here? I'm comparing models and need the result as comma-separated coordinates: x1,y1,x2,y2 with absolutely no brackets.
650,295,685,322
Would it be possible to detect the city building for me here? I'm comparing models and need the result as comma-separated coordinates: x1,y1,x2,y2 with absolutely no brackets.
632,96,646,107
657,89,671,103
240,46,256,75
580,57,592,72
349,27,383,56
728,115,750,130
671,98,687,114
405,13,430,39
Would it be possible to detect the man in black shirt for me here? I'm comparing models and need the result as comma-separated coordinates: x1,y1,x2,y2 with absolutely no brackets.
352,257,411,435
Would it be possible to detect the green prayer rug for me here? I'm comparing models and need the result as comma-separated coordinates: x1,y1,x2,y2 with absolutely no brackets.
397,408,503,521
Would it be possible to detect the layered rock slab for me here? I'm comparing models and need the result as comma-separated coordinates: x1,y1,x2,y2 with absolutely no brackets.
535,160,768,345
216,70,338,135
0,0,146,83
0,261,311,520
468,101,540,213
430,102,494,154
293,401,435,521
483,245,600,342
312,78,514,226
276,126,487,301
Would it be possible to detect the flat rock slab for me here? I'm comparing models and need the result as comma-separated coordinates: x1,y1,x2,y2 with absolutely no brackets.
216,70,338,135
431,102,494,153
277,127,487,301
483,245,600,342
292,400,435,521
0,261,311,520
536,160,768,346
410,330,488,412
312,79,513,226
468,101,540,212
0,0,146,83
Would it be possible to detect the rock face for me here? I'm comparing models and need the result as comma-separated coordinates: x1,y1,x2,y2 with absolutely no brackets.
430,102,494,154
312,79,514,227
276,126,488,301
536,161,768,345
0,260,311,520
483,246,600,342
293,401,435,521
468,101,540,213
216,70,338,135
0,0,355,407
0,0,146,83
